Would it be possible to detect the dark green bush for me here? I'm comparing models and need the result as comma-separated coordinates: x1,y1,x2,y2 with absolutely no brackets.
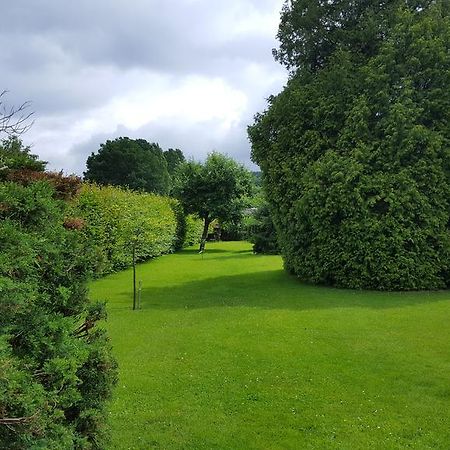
249,3,450,290
249,203,280,255
0,181,117,448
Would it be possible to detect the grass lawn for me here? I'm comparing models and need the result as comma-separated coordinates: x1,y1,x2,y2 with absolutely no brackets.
90,241,450,450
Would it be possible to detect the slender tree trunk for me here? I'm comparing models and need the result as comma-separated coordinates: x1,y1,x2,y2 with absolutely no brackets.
132,244,136,310
199,217,210,252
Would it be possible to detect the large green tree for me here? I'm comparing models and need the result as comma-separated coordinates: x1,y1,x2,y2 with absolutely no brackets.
173,152,252,252
84,137,170,195
249,1,450,289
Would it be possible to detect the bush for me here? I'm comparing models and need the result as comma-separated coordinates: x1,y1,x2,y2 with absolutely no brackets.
249,204,280,254
7,169,82,200
184,215,203,247
0,181,117,449
71,184,201,275
249,3,450,290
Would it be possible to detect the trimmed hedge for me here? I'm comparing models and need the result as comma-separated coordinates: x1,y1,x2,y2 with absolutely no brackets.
71,184,201,275
184,213,204,248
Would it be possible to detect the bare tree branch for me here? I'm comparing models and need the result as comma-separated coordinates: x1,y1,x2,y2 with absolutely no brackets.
0,91,34,136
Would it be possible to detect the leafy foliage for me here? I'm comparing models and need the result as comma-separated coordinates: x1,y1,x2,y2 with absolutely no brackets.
0,181,117,449
274,0,437,72
249,203,280,255
249,2,450,289
0,136,46,174
7,169,82,200
71,184,201,275
163,148,185,176
84,137,170,195
173,153,253,251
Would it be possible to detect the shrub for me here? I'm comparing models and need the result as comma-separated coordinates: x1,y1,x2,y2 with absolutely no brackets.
249,203,280,254
7,169,82,200
249,3,450,290
0,181,117,448
183,214,204,247
71,184,200,275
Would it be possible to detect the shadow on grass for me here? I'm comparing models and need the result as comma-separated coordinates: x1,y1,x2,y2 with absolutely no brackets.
180,248,252,256
113,269,450,312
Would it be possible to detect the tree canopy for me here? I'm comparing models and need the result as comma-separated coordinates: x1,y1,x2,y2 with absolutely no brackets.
0,136,47,174
249,1,450,289
173,152,253,251
163,148,185,175
84,137,170,195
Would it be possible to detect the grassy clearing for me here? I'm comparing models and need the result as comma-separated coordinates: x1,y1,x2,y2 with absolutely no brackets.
90,241,450,450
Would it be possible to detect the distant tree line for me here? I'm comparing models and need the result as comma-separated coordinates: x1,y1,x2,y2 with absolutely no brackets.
84,137,185,195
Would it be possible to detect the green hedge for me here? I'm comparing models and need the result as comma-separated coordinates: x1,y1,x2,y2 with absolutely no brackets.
71,184,201,275
249,4,450,290
184,213,204,247
0,181,117,448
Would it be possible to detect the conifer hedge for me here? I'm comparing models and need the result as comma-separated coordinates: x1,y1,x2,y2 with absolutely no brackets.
0,181,117,448
249,2,450,290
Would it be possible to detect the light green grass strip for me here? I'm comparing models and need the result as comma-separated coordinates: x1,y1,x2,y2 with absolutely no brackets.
90,241,450,450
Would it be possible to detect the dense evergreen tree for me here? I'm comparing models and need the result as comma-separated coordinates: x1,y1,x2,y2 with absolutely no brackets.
249,202,280,255
84,137,170,195
249,1,450,289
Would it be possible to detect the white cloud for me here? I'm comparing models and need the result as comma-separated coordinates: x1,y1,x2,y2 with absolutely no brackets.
1,0,287,174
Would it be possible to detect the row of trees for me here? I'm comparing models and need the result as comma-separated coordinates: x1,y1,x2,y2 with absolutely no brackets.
85,137,263,253
249,0,450,290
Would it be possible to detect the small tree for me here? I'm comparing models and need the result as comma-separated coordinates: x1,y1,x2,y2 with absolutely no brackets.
173,152,253,252
249,202,280,254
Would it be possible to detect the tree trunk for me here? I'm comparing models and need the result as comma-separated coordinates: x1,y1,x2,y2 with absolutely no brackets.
199,217,210,252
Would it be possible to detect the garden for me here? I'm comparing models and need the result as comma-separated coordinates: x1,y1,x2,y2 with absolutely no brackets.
1,1,450,448
92,241,450,449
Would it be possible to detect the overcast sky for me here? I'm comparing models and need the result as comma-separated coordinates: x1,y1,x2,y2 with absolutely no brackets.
1,0,287,174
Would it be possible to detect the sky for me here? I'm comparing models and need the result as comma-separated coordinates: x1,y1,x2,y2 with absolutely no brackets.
1,0,288,175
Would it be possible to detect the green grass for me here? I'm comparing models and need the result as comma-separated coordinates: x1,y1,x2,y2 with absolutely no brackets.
90,241,450,449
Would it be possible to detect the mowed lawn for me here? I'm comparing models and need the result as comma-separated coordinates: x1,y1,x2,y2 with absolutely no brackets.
90,241,450,450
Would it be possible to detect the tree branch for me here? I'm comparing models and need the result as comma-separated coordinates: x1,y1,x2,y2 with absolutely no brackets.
0,91,34,136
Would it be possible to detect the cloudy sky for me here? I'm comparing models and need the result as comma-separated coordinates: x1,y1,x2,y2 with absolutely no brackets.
1,0,287,174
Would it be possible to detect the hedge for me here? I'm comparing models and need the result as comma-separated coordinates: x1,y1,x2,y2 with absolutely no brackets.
71,184,201,275
0,180,117,448
249,3,450,290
